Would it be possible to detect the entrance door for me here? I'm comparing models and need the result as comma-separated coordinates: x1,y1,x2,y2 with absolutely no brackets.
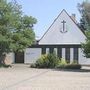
15,52,24,63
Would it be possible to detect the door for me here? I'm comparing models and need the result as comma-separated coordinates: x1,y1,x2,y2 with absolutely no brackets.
15,52,24,63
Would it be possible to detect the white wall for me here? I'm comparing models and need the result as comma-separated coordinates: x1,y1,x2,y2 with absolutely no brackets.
62,48,65,59
79,48,90,65
25,48,41,63
46,48,49,54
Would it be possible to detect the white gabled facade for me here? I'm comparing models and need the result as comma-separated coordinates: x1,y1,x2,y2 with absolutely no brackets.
39,9,86,45
25,9,90,64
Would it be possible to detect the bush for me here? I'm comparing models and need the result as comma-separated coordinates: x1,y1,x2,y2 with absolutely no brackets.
56,58,67,69
65,64,81,69
35,54,48,68
0,64,12,68
31,53,60,68
30,54,81,70
56,59,81,69
46,53,60,68
71,60,78,64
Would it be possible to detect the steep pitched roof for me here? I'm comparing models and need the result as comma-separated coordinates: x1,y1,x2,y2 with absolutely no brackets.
39,9,86,45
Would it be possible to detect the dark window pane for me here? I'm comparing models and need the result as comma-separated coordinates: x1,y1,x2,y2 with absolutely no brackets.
73,48,78,61
49,47,54,54
57,48,62,58
42,48,46,54
65,48,70,63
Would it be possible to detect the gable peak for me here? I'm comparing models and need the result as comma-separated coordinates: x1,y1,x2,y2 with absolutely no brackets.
61,9,67,13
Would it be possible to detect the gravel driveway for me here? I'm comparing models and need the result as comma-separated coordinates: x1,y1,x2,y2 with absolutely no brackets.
0,64,90,90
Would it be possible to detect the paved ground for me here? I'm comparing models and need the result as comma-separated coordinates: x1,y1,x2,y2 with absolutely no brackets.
0,64,90,90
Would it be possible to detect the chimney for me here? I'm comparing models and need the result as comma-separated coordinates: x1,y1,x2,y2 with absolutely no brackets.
71,14,77,23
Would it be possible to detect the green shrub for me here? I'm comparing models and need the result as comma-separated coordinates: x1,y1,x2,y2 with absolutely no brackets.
0,64,11,68
56,59,81,69
56,58,67,68
30,55,81,70
35,54,48,68
60,58,67,65
71,60,78,64
65,64,81,69
31,53,60,68
46,53,60,68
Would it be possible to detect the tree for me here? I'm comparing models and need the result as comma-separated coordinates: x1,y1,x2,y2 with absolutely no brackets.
78,0,90,30
82,31,90,58
78,0,90,58
78,0,90,31
11,15,37,52
0,0,37,64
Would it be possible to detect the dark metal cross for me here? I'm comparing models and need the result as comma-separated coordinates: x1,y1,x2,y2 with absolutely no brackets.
61,20,66,32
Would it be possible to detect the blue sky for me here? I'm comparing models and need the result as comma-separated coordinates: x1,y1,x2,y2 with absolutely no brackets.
16,0,86,39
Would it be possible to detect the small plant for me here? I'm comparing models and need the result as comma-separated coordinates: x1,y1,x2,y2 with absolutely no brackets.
56,59,81,69
35,54,48,68
71,60,78,64
60,58,67,65
56,58,67,68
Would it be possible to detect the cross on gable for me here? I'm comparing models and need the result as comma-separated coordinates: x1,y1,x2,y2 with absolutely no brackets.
61,20,66,32
60,20,67,33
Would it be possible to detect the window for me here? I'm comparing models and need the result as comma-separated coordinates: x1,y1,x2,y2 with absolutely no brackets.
65,48,70,63
57,48,62,58
49,47,54,54
42,47,46,54
73,48,78,61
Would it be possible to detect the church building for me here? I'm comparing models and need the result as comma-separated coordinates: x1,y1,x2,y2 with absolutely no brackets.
10,9,90,65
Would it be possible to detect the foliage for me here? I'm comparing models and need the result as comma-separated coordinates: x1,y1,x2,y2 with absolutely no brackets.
78,0,90,31
0,63,11,68
71,60,78,64
31,56,81,69
35,54,48,68
82,32,90,58
0,0,37,64
57,64,81,69
78,0,90,58
64,64,81,69
60,58,67,65
31,53,60,68
56,59,81,69
56,58,67,69
56,58,67,68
